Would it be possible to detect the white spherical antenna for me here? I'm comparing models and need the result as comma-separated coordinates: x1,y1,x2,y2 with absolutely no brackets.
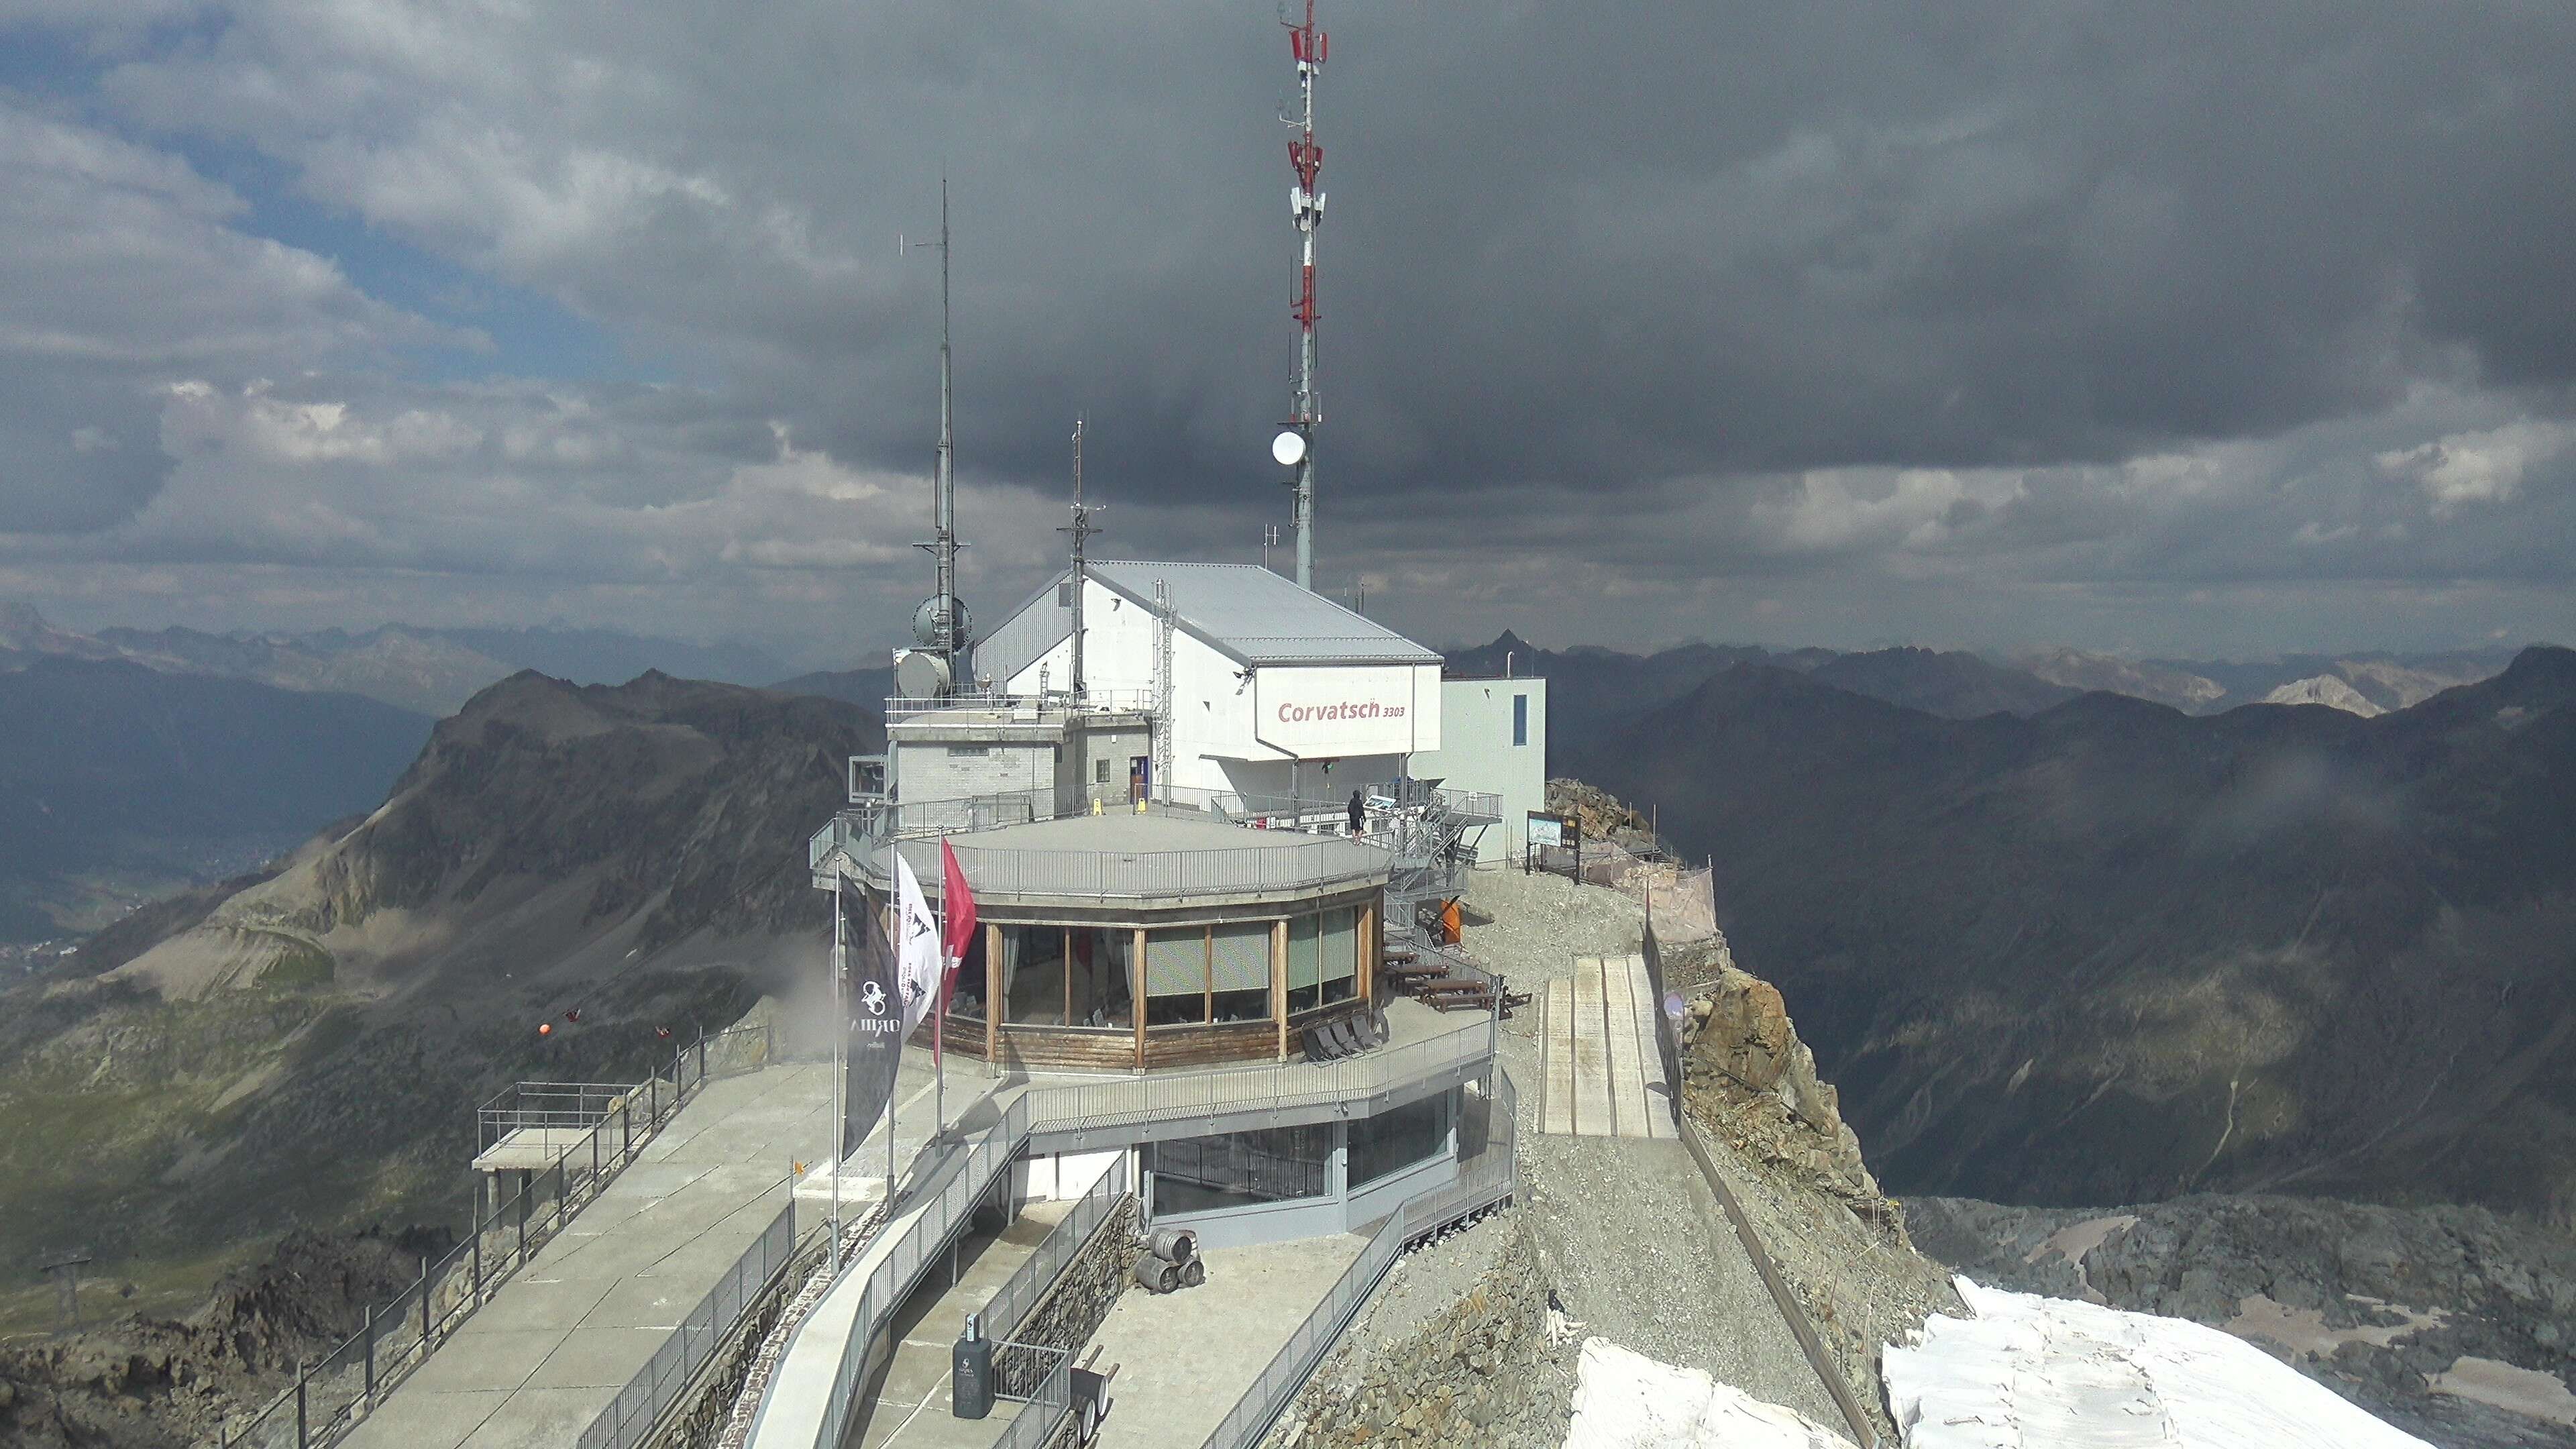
1271,429,1307,467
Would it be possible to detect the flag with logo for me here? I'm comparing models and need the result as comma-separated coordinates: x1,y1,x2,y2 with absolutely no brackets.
840,881,905,1159
894,847,942,1035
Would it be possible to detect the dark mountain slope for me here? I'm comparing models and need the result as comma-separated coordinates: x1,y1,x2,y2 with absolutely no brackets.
0,672,880,1316
1580,647,2576,1215
768,663,896,708
1808,646,2081,717
0,659,431,938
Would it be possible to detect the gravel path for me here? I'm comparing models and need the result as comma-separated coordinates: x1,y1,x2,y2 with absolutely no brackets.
1517,1130,1845,1430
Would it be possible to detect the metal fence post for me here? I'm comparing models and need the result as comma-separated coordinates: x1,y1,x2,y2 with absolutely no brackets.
517,1188,528,1267
294,1362,308,1449
472,1215,483,1302
363,1299,375,1403
420,1255,431,1344
623,1097,633,1159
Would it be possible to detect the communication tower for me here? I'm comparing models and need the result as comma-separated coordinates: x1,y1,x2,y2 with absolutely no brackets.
901,182,970,698
1059,418,1104,700
1271,0,1328,592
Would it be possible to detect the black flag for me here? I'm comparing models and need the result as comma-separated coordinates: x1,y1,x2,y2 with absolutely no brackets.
842,882,906,1159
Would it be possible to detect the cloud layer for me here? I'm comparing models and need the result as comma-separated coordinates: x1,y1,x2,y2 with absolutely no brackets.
2,1,2572,661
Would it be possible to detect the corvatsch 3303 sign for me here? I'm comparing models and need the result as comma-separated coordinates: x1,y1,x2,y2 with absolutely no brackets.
1252,664,1434,758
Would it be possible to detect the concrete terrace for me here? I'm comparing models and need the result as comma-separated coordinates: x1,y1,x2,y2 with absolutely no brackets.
346,1063,841,1449
1082,1234,1369,1448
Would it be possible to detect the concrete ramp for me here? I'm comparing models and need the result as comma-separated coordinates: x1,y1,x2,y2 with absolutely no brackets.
1539,955,1674,1139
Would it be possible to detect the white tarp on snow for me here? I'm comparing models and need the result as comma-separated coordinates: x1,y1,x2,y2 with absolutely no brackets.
1563,1337,1856,1449
1884,1277,2435,1449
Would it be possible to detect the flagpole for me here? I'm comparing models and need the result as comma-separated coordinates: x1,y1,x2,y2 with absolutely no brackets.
883,834,897,1210
829,887,845,1270
933,829,948,1148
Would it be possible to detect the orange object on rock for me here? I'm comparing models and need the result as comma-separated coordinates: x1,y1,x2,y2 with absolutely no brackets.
1440,899,1462,945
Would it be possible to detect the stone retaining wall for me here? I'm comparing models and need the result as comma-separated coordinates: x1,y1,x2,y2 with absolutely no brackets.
998,1197,1140,1399
1260,1217,1574,1449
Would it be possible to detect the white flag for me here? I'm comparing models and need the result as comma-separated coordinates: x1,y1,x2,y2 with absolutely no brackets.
894,849,941,1035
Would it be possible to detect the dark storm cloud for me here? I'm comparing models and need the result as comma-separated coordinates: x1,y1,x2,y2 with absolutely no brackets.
1,0,2571,657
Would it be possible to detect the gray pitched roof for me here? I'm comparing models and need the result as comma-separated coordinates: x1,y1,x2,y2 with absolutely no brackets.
975,560,1438,684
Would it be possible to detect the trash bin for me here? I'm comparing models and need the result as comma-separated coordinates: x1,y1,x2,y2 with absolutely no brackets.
953,1313,994,1419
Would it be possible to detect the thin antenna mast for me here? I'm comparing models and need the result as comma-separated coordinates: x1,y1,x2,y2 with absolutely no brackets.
1281,0,1327,591
1059,418,1104,700
907,182,969,690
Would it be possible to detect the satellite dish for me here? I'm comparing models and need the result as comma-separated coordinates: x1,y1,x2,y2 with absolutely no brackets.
1271,429,1307,467
894,649,951,699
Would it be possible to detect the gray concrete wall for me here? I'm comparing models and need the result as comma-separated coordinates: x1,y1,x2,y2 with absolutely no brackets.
1409,678,1548,862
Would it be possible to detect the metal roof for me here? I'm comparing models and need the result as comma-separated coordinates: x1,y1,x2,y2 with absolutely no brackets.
975,561,1438,684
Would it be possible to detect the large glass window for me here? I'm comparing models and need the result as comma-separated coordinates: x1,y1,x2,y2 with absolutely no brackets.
949,926,989,1022
1067,927,1133,1028
1348,1093,1452,1189
1320,906,1358,1006
1211,921,1272,1023
1146,1123,1332,1216
1145,926,1208,1026
1286,913,1321,1014
1000,924,1069,1024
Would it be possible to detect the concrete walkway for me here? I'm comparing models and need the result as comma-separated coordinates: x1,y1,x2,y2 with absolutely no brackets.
346,1064,839,1449
1080,1235,1368,1448
843,1198,1074,1449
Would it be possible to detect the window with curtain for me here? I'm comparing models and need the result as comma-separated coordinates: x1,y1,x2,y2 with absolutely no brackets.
949,926,989,1022
1144,926,1208,1026
1067,926,1133,1028
1287,912,1321,1015
1210,920,1272,1023
1002,924,1069,1024
1320,906,1358,1005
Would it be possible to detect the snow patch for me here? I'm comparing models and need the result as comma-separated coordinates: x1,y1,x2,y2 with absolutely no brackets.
1563,1338,1856,1449
1884,1277,2434,1448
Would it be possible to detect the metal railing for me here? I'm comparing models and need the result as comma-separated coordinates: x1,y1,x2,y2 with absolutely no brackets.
1196,1065,1521,1449
1024,1013,1491,1144
809,1102,1035,1449
993,1350,1077,1449
985,1155,1132,1397
219,1021,771,1449
575,1201,799,1449
814,780,1503,859
879,690,1155,720
777,1010,1499,1449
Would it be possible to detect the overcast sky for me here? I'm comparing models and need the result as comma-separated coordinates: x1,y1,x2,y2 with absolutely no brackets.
2,1,2571,668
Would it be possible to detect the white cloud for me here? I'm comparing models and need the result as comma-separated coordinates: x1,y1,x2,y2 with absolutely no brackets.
2376,421,2575,518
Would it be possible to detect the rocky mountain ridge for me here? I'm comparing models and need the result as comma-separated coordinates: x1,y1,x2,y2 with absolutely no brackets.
0,671,878,1331
1576,645,2576,1216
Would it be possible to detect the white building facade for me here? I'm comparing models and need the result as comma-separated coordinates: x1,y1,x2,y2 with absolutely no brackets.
965,561,1443,804
1407,676,1548,862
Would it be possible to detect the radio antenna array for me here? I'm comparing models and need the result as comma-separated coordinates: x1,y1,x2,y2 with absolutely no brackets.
904,181,971,693
1060,418,1104,700
1275,0,1327,592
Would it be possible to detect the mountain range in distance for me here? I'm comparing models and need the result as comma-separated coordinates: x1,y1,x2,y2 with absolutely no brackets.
1444,629,2531,735
1571,643,2576,1218
3,604,800,717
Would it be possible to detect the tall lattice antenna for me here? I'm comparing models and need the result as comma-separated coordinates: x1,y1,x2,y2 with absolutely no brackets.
904,181,970,692
1274,0,1327,592
1059,417,1104,700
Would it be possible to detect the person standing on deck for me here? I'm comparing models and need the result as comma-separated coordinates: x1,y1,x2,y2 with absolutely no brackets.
1347,789,1365,836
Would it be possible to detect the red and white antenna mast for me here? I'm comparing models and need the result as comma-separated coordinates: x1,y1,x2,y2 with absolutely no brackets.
1272,0,1327,590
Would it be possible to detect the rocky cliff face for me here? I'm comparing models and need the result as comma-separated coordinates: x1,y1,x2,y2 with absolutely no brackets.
0,672,879,1333
1680,964,1882,1210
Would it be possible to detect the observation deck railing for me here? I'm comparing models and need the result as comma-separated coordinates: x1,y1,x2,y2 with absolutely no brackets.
770,1008,1500,1449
